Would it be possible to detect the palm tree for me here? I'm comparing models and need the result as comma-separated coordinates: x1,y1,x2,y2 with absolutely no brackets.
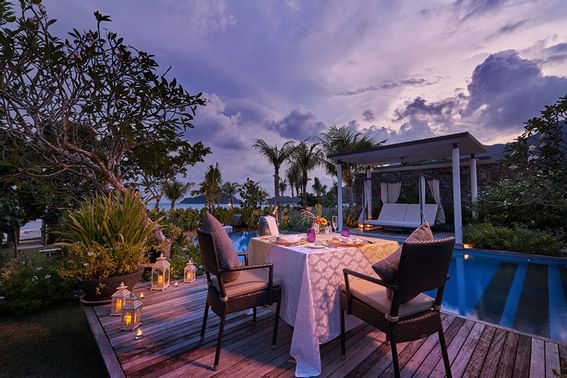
252,139,295,217
162,180,193,209
286,168,297,199
221,182,240,208
290,141,323,206
279,179,288,198
320,125,382,203
312,177,327,199
192,163,222,209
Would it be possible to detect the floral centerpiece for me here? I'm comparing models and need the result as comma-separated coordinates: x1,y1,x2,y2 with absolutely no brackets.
300,204,328,233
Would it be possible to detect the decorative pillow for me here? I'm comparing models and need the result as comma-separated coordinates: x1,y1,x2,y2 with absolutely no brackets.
201,212,240,282
372,222,433,303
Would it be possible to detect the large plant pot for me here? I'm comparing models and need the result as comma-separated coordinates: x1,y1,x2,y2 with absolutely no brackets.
79,269,144,305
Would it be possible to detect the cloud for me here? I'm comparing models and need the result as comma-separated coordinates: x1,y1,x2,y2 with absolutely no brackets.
362,110,375,122
266,109,327,140
452,0,508,24
486,19,528,40
339,77,441,96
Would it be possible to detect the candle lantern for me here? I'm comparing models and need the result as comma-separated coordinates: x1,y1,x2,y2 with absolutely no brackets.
183,259,197,283
121,293,142,331
151,253,170,291
111,282,131,316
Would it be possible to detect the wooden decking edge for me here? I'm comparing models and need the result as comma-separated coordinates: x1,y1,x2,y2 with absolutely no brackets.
83,305,126,378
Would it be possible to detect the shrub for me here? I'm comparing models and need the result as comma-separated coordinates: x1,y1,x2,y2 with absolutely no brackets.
57,189,153,284
169,243,201,278
463,223,564,256
0,255,73,315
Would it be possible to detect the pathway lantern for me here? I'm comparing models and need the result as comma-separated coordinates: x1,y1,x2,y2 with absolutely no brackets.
111,282,131,316
121,293,142,331
183,259,197,283
151,253,170,291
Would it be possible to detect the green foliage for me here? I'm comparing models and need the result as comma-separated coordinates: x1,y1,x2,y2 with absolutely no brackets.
476,177,567,231
162,180,193,209
0,254,73,315
57,190,153,282
192,163,223,209
463,223,564,256
239,178,268,208
290,141,324,206
170,243,200,278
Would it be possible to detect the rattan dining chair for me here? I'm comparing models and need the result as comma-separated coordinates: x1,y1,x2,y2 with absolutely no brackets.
197,229,282,370
340,237,455,378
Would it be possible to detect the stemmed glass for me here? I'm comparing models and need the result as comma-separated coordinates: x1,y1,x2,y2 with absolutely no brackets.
331,215,338,233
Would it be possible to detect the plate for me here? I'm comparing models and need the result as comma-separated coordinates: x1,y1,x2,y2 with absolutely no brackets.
306,243,327,249
327,239,367,248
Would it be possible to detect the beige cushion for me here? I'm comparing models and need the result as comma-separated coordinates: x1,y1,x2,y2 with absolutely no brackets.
213,269,278,299
343,278,434,319
372,222,434,303
202,212,241,282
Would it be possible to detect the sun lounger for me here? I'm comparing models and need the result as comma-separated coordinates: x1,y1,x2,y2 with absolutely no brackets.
364,203,440,228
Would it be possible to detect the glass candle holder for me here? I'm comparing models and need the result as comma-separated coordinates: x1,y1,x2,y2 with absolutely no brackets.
306,228,316,243
340,228,350,237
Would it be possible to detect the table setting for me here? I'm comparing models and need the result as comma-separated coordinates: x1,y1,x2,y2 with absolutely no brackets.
247,227,399,377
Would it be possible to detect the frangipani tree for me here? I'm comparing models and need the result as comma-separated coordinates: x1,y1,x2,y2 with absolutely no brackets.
0,1,210,253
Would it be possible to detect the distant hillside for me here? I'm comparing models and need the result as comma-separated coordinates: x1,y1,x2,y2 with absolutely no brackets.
180,194,241,204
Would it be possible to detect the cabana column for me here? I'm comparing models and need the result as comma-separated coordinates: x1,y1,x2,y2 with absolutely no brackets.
336,162,343,232
452,143,463,246
366,167,373,220
470,154,478,218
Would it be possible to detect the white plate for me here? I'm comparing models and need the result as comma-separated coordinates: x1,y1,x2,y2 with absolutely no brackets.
306,243,327,249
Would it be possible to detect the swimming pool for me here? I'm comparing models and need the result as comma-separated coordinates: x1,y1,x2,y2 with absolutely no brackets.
228,232,567,343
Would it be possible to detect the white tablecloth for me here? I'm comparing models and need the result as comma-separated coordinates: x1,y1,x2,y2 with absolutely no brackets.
247,235,399,377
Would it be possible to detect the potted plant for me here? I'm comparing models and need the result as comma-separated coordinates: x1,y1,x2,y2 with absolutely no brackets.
58,189,155,304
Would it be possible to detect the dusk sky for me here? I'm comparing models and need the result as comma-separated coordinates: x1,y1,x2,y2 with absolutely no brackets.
44,0,567,195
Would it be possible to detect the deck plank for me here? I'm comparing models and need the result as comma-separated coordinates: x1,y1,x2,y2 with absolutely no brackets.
82,277,567,378
512,335,531,378
544,341,560,378
529,338,545,378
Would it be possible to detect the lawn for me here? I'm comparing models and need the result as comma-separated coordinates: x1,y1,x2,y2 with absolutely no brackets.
0,301,107,378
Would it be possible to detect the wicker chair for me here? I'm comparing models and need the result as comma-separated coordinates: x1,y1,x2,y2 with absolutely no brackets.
197,229,282,370
340,237,455,378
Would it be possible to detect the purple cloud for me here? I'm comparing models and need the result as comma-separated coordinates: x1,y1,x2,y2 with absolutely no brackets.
266,109,327,140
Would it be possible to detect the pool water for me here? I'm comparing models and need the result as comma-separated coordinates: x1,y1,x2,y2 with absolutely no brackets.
228,232,567,343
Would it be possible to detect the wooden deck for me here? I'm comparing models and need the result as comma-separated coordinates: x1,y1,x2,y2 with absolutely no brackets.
85,278,567,378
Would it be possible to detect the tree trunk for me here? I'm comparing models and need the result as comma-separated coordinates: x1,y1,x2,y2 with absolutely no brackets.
274,168,281,221
154,194,162,210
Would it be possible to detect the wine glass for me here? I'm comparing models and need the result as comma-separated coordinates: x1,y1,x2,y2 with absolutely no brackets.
331,215,338,233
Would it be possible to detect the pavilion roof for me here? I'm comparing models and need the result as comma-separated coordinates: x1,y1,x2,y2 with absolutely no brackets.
327,132,486,165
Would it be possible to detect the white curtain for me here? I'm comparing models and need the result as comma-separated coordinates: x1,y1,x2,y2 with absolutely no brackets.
359,179,372,222
428,179,446,223
380,182,402,204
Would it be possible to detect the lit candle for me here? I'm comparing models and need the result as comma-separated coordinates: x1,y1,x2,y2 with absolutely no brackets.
157,274,163,287
174,281,179,287
114,299,122,312
135,327,143,340
124,312,132,326
139,292,144,299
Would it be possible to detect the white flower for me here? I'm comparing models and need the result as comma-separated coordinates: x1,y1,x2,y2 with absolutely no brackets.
87,251,95,257
44,274,52,280
83,263,89,267
32,275,38,282
36,267,43,271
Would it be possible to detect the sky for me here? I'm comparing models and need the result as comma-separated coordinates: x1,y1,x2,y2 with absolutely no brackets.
44,0,567,195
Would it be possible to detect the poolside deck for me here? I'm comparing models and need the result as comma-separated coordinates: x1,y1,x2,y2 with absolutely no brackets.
85,278,567,378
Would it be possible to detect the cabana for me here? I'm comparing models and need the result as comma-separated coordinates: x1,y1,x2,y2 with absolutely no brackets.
328,132,486,247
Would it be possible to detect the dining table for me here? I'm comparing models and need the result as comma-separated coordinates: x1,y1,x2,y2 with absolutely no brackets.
246,233,399,377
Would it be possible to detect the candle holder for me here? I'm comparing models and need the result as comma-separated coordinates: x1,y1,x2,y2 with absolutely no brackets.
183,259,197,283
151,253,170,291
110,282,131,316
135,327,144,340
121,293,142,331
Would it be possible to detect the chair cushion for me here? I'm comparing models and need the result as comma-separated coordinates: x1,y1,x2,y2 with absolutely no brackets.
213,269,278,299
343,278,434,319
258,215,279,236
202,212,240,282
372,222,434,302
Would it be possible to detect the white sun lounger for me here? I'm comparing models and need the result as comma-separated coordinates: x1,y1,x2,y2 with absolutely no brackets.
364,203,440,228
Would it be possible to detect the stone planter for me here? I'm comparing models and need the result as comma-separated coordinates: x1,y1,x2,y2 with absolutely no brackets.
79,269,144,305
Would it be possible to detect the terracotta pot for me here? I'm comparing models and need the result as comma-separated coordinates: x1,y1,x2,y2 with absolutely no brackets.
79,269,144,305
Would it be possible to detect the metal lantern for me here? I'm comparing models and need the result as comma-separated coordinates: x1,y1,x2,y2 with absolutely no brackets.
151,253,170,291
111,282,131,316
183,259,197,283
121,293,143,331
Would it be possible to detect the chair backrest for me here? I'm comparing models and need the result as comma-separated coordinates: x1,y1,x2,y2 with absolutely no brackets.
196,229,220,276
393,237,455,304
258,215,279,236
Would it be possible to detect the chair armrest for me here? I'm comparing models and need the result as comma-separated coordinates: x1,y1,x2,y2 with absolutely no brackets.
237,252,249,266
221,263,273,273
